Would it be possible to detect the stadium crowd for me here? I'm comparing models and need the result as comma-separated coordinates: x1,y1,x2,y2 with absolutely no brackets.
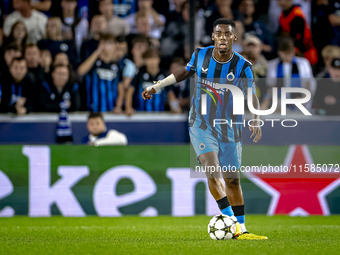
0,0,340,116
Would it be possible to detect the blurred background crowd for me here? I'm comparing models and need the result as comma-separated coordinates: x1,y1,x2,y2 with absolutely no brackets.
0,0,340,117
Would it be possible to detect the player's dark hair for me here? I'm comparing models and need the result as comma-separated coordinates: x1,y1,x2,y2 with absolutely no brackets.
10,57,26,67
88,112,104,121
142,49,160,59
116,35,126,43
278,37,295,52
213,18,236,30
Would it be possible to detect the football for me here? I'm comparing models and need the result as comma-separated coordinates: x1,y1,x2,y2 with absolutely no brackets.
207,214,237,240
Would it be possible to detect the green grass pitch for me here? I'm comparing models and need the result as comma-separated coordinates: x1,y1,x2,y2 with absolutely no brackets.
1,216,339,255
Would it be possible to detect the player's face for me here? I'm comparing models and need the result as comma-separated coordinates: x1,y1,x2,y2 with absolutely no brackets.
212,24,237,54
10,60,27,82
87,117,106,136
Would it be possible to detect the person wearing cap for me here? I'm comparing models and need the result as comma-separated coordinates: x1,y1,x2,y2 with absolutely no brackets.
262,36,316,111
242,35,268,103
316,45,340,78
313,58,340,115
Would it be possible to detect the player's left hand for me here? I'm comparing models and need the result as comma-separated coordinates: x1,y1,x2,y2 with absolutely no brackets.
249,120,262,143
142,87,156,100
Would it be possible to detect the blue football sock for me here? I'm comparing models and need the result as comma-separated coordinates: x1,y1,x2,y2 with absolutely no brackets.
232,205,245,224
221,206,234,216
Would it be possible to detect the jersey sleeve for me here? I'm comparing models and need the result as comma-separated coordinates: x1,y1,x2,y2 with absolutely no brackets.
240,64,256,97
186,49,198,73
123,59,137,79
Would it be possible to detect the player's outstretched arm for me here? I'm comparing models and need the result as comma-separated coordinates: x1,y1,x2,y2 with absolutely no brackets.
142,67,194,100
248,93,262,143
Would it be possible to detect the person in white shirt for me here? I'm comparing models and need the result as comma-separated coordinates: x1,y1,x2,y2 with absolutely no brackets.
98,0,130,36
263,37,316,111
82,112,128,146
126,0,165,39
3,0,47,43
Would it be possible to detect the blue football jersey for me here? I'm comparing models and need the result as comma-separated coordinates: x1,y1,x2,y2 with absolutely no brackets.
186,46,256,143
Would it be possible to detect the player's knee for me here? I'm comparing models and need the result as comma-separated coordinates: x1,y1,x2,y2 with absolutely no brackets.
225,178,240,188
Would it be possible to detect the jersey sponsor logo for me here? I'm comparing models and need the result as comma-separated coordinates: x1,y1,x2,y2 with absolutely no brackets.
96,68,117,81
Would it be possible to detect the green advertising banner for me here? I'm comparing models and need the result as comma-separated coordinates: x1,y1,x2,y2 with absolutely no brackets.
0,145,339,217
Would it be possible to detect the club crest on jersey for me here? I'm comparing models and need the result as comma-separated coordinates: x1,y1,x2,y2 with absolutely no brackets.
227,72,235,81
199,142,206,150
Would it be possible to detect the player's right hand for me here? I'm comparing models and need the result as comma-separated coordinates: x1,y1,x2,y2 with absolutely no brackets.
142,87,156,100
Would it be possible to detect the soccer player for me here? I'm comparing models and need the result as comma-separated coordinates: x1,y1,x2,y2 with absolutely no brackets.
142,18,267,240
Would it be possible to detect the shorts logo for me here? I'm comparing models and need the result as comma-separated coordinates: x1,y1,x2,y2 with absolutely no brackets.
199,142,206,150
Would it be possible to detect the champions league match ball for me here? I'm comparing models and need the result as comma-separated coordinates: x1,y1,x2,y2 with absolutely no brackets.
207,214,237,240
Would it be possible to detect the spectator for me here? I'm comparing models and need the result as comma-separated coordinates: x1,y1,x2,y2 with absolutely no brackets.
205,0,237,37
40,48,52,74
3,20,27,48
98,0,130,36
263,37,316,111
129,34,150,68
160,1,205,59
1,43,22,76
3,0,48,43
167,57,190,112
313,58,340,115
277,0,318,65
53,52,78,85
329,0,340,45
114,36,137,116
126,0,166,39
311,0,334,60
37,17,78,67
242,35,268,103
60,0,88,54
82,112,128,146
233,21,245,53
24,44,45,85
0,57,35,114
316,45,340,78
132,49,170,112
78,33,120,112
238,0,272,54
38,64,80,112
80,15,107,62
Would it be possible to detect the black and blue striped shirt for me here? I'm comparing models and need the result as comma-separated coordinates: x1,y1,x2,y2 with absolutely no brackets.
186,46,256,143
